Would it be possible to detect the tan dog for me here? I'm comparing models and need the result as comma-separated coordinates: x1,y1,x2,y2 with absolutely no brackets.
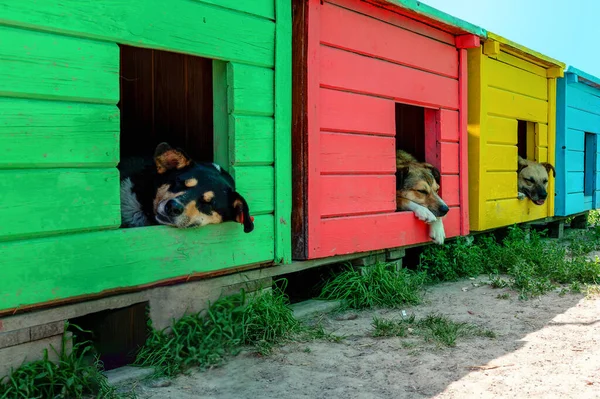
517,156,556,205
396,150,449,245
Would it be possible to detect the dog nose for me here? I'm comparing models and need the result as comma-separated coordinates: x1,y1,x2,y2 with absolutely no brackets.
165,199,184,216
439,204,449,216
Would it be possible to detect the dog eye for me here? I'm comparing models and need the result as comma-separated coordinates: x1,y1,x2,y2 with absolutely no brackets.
417,190,428,195
526,178,535,183
543,180,548,184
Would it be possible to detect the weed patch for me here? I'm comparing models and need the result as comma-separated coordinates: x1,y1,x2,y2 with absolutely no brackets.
372,313,494,347
419,226,600,299
0,324,134,399
135,280,339,376
319,263,426,309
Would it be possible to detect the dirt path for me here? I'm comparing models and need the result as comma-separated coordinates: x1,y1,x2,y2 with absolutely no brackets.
134,279,600,399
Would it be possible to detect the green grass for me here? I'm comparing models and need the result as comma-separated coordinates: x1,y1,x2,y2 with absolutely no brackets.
372,313,495,347
319,263,427,309
134,280,340,376
419,226,600,299
0,324,134,399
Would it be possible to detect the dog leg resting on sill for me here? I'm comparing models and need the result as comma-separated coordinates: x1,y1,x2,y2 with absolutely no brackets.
397,198,446,245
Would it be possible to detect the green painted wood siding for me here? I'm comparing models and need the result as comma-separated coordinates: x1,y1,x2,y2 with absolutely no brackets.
0,0,292,313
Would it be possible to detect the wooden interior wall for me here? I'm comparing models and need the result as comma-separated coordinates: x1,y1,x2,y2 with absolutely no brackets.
119,45,214,162
395,103,425,161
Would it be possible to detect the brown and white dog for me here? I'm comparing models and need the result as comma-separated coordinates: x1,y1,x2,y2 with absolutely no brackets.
517,156,556,206
119,142,254,232
396,150,449,245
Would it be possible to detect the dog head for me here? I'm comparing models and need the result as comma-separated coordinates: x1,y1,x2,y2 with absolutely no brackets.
517,156,555,206
396,156,449,218
151,142,254,232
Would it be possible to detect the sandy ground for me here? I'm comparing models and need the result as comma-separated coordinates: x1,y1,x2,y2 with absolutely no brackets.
132,278,600,399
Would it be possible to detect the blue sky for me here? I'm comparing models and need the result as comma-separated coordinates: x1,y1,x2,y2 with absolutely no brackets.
421,0,600,77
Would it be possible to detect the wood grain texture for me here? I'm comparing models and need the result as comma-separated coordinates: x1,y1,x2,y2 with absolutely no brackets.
291,0,310,259
566,107,600,134
485,144,517,172
466,46,484,230
484,172,516,200
0,169,120,241
440,175,460,206
213,61,230,170
320,175,396,217
487,116,517,145
457,48,469,234
320,89,395,135
232,166,275,215
440,110,459,142
0,99,119,168
0,25,118,104
227,63,274,116
314,208,460,257
487,57,547,101
320,2,458,78
320,132,396,174
566,171,584,194
320,46,459,109
486,87,548,122
0,215,274,312
196,0,275,19
274,0,292,263
230,116,275,165
306,0,322,259
440,143,459,174
0,0,275,67
567,85,600,117
327,0,455,45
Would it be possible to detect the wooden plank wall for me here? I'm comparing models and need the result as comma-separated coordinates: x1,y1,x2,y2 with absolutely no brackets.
468,43,559,231
0,0,290,313
555,72,600,215
295,0,466,258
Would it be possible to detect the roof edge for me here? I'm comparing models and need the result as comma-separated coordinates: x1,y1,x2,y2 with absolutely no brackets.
378,0,487,37
487,32,566,69
566,66,600,89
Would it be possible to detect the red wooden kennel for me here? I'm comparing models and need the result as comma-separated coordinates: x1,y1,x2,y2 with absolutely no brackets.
292,0,482,259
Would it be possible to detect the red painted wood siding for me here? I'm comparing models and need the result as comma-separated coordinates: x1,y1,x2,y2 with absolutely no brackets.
303,0,472,258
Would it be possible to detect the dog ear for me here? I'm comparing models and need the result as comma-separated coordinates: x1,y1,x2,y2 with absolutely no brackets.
396,166,410,190
541,162,556,178
517,156,528,174
232,192,254,233
154,142,192,174
423,163,442,185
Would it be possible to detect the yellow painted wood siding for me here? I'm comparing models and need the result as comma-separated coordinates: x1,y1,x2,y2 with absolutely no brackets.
468,42,562,231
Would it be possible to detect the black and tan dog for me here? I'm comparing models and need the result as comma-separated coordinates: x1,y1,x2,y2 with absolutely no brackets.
396,150,449,245
517,156,556,206
119,142,254,232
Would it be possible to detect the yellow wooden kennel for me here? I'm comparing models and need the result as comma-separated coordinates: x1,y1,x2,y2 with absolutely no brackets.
467,33,565,231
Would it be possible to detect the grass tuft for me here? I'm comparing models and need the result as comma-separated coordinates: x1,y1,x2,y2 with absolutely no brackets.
0,324,134,399
319,263,426,309
135,279,338,376
372,313,495,347
419,226,600,299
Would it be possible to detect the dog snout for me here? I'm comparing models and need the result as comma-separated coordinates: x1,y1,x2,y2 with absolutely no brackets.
165,199,184,217
438,203,449,217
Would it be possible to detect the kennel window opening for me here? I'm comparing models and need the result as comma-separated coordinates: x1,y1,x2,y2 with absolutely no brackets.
118,44,216,164
584,132,596,197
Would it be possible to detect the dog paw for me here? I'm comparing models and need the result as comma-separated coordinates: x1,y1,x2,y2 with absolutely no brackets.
517,192,526,201
429,219,445,245
414,207,437,224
